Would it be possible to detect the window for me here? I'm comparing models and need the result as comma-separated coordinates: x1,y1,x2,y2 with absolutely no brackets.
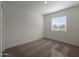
51,16,66,31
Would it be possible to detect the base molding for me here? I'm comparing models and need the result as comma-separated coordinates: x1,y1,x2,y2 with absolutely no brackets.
44,37,79,47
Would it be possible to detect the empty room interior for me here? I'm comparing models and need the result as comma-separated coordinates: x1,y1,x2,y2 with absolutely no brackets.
0,1,79,57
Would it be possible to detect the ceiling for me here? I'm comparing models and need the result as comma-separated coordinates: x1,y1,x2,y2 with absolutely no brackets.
4,1,79,15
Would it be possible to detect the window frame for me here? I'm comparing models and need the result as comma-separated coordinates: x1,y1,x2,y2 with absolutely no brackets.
51,16,67,31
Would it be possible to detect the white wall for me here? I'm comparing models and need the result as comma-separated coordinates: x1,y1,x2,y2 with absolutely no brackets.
0,1,2,57
2,2,6,52
44,6,79,46
3,3,44,49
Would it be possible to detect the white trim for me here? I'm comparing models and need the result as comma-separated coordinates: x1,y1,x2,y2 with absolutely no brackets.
1,1,3,57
